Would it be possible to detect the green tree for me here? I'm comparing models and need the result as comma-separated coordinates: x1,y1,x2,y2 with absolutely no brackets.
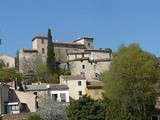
34,64,69,83
34,64,49,82
28,113,44,120
0,59,5,69
47,29,56,73
66,96,106,120
103,44,159,120
0,68,22,83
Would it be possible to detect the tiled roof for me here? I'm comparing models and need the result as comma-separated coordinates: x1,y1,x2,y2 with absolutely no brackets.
8,89,19,103
32,36,48,41
0,83,10,88
25,84,47,91
85,48,112,53
25,84,69,91
61,75,86,80
49,84,69,90
73,37,94,42
22,49,38,53
67,51,91,55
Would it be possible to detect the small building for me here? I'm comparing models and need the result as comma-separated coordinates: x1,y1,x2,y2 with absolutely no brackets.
60,75,86,100
0,54,15,68
24,84,69,103
49,84,69,103
0,84,20,115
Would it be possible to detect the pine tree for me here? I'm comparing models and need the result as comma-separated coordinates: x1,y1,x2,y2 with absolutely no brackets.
47,29,56,73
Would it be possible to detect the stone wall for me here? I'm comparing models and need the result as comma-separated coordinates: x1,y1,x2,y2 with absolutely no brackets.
0,54,15,68
32,37,86,63
18,49,42,74
0,113,29,120
68,50,111,80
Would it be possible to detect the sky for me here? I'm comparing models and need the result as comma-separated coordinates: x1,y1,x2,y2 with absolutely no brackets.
0,0,160,56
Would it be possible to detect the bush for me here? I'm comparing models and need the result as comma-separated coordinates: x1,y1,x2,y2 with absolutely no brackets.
28,113,44,120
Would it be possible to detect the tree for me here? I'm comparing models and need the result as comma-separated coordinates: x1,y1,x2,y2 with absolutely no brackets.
103,44,160,120
34,64,49,82
47,29,56,73
0,68,22,83
0,59,5,69
34,63,69,83
66,95,106,120
28,113,44,120
20,54,43,75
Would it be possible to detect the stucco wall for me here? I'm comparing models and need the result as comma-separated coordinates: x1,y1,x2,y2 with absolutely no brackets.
49,90,69,102
60,77,86,100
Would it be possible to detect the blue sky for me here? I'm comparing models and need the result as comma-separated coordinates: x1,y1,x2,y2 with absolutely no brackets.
0,0,160,56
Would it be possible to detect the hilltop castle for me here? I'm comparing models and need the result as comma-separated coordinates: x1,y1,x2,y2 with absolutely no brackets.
17,30,112,79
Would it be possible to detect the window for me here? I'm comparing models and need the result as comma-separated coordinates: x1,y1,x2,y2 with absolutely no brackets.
33,92,37,95
78,81,82,86
152,116,159,120
60,93,66,102
41,39,44,44
88,43,90,47
80,72,85,78
42,48,45,54
11,105,19,111
95,73,101,80
52,94,58,101
82,65,85,69
78,91,82,96
82,53,84,57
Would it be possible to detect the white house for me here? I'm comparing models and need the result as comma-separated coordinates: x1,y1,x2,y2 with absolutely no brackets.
48,84,69,103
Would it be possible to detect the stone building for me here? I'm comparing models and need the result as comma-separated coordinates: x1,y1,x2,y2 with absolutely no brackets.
24,83,69,103
60,75,86,100
18,49,42,74
17,30,111,75
0,54,15,68
67,49,112,80
17,30,101,74
17,29,112,100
